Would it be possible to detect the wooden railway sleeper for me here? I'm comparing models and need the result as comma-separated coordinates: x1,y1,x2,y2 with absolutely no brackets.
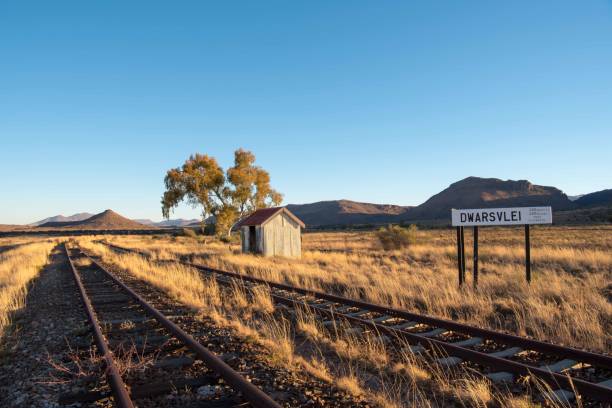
78,246,283,408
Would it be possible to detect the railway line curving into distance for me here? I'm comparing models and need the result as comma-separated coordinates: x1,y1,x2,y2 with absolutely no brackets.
64,244,282,408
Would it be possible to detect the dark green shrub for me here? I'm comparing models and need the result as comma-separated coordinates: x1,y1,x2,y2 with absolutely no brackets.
202,223,215,236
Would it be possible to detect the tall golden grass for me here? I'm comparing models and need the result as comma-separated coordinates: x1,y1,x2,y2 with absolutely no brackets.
77,227,609,407
77,240,299,368
102,226,611,353
0,240,56,337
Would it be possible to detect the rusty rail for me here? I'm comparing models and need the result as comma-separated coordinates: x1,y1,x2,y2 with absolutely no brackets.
102,241,612,403
64,244,135,408
190,264,612,402
75,246,281,408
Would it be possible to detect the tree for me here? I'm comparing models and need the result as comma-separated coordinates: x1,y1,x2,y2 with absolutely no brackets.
161,149,282,237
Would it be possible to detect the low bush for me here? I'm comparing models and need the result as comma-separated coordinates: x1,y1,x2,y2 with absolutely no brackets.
376,224,417,250
220,233,241,244
181,228,198,239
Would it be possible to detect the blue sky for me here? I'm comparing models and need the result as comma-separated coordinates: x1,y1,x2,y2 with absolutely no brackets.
1,1,611,224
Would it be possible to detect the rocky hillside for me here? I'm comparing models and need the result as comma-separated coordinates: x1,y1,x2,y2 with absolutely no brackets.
403,177,576,221
286,200,411,227
287,177,590,227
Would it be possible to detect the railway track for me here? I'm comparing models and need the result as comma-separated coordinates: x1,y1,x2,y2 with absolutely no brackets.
100,242,612,405
64,244,281,408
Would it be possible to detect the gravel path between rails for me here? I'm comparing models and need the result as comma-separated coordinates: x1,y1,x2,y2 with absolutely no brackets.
0,244,99,408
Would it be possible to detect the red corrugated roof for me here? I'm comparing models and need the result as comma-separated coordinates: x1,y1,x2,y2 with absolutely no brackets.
235,207,305,228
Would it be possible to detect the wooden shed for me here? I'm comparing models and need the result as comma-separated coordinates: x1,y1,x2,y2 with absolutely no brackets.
235,207,305,258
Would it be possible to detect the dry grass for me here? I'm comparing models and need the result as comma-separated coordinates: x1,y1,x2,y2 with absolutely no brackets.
77,239,298,366
77,243,207,310
0,236,50,247
104,226,611,353
0,240,56,337
78,226,610,407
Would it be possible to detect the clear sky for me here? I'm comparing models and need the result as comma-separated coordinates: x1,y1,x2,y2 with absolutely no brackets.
1,1,611,224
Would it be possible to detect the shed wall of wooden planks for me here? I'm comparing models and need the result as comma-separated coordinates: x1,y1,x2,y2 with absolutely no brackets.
240,211,302,258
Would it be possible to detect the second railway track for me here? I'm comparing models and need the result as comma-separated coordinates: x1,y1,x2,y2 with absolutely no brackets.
64,244,281,408
100,241,612,405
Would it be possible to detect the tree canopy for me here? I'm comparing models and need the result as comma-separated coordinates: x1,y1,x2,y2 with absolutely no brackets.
161,149,282,236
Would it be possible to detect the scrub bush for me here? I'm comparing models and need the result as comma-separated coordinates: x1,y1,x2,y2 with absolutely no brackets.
376,224,417,250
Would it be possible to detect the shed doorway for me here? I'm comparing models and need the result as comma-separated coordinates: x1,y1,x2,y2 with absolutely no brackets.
248,226,257,253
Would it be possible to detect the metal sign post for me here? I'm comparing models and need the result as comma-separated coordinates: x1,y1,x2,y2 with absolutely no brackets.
473,226,478,288
456,226,466,286
456,227,463,285
451,207,552,287
525,224,531,283
460,226,466,283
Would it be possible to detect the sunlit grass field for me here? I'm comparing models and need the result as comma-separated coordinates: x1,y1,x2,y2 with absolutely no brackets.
73,225,610,407
94,226,611,354
0,239,57,337
2,227,605,407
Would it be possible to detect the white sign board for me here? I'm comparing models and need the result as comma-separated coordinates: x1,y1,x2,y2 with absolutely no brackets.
451,207,552,227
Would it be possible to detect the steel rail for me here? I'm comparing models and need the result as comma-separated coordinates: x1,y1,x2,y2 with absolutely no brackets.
176,263,611,367
266,290,612,402
193,268,612,402
64,244,135,408
77,247,281,408
102,242,612,402
221,270,611,367
196,267,612,402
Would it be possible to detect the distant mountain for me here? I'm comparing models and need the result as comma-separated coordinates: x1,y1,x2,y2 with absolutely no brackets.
38,210,151,229
286,200,411,227
30,213,94,226
16,178,612,230
132,218,200,227
568,195,584,202
187,216,216,227
286,177,593,227
574,189,612,208
404,177,576,221
132,219,157,226
155,218,200,227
